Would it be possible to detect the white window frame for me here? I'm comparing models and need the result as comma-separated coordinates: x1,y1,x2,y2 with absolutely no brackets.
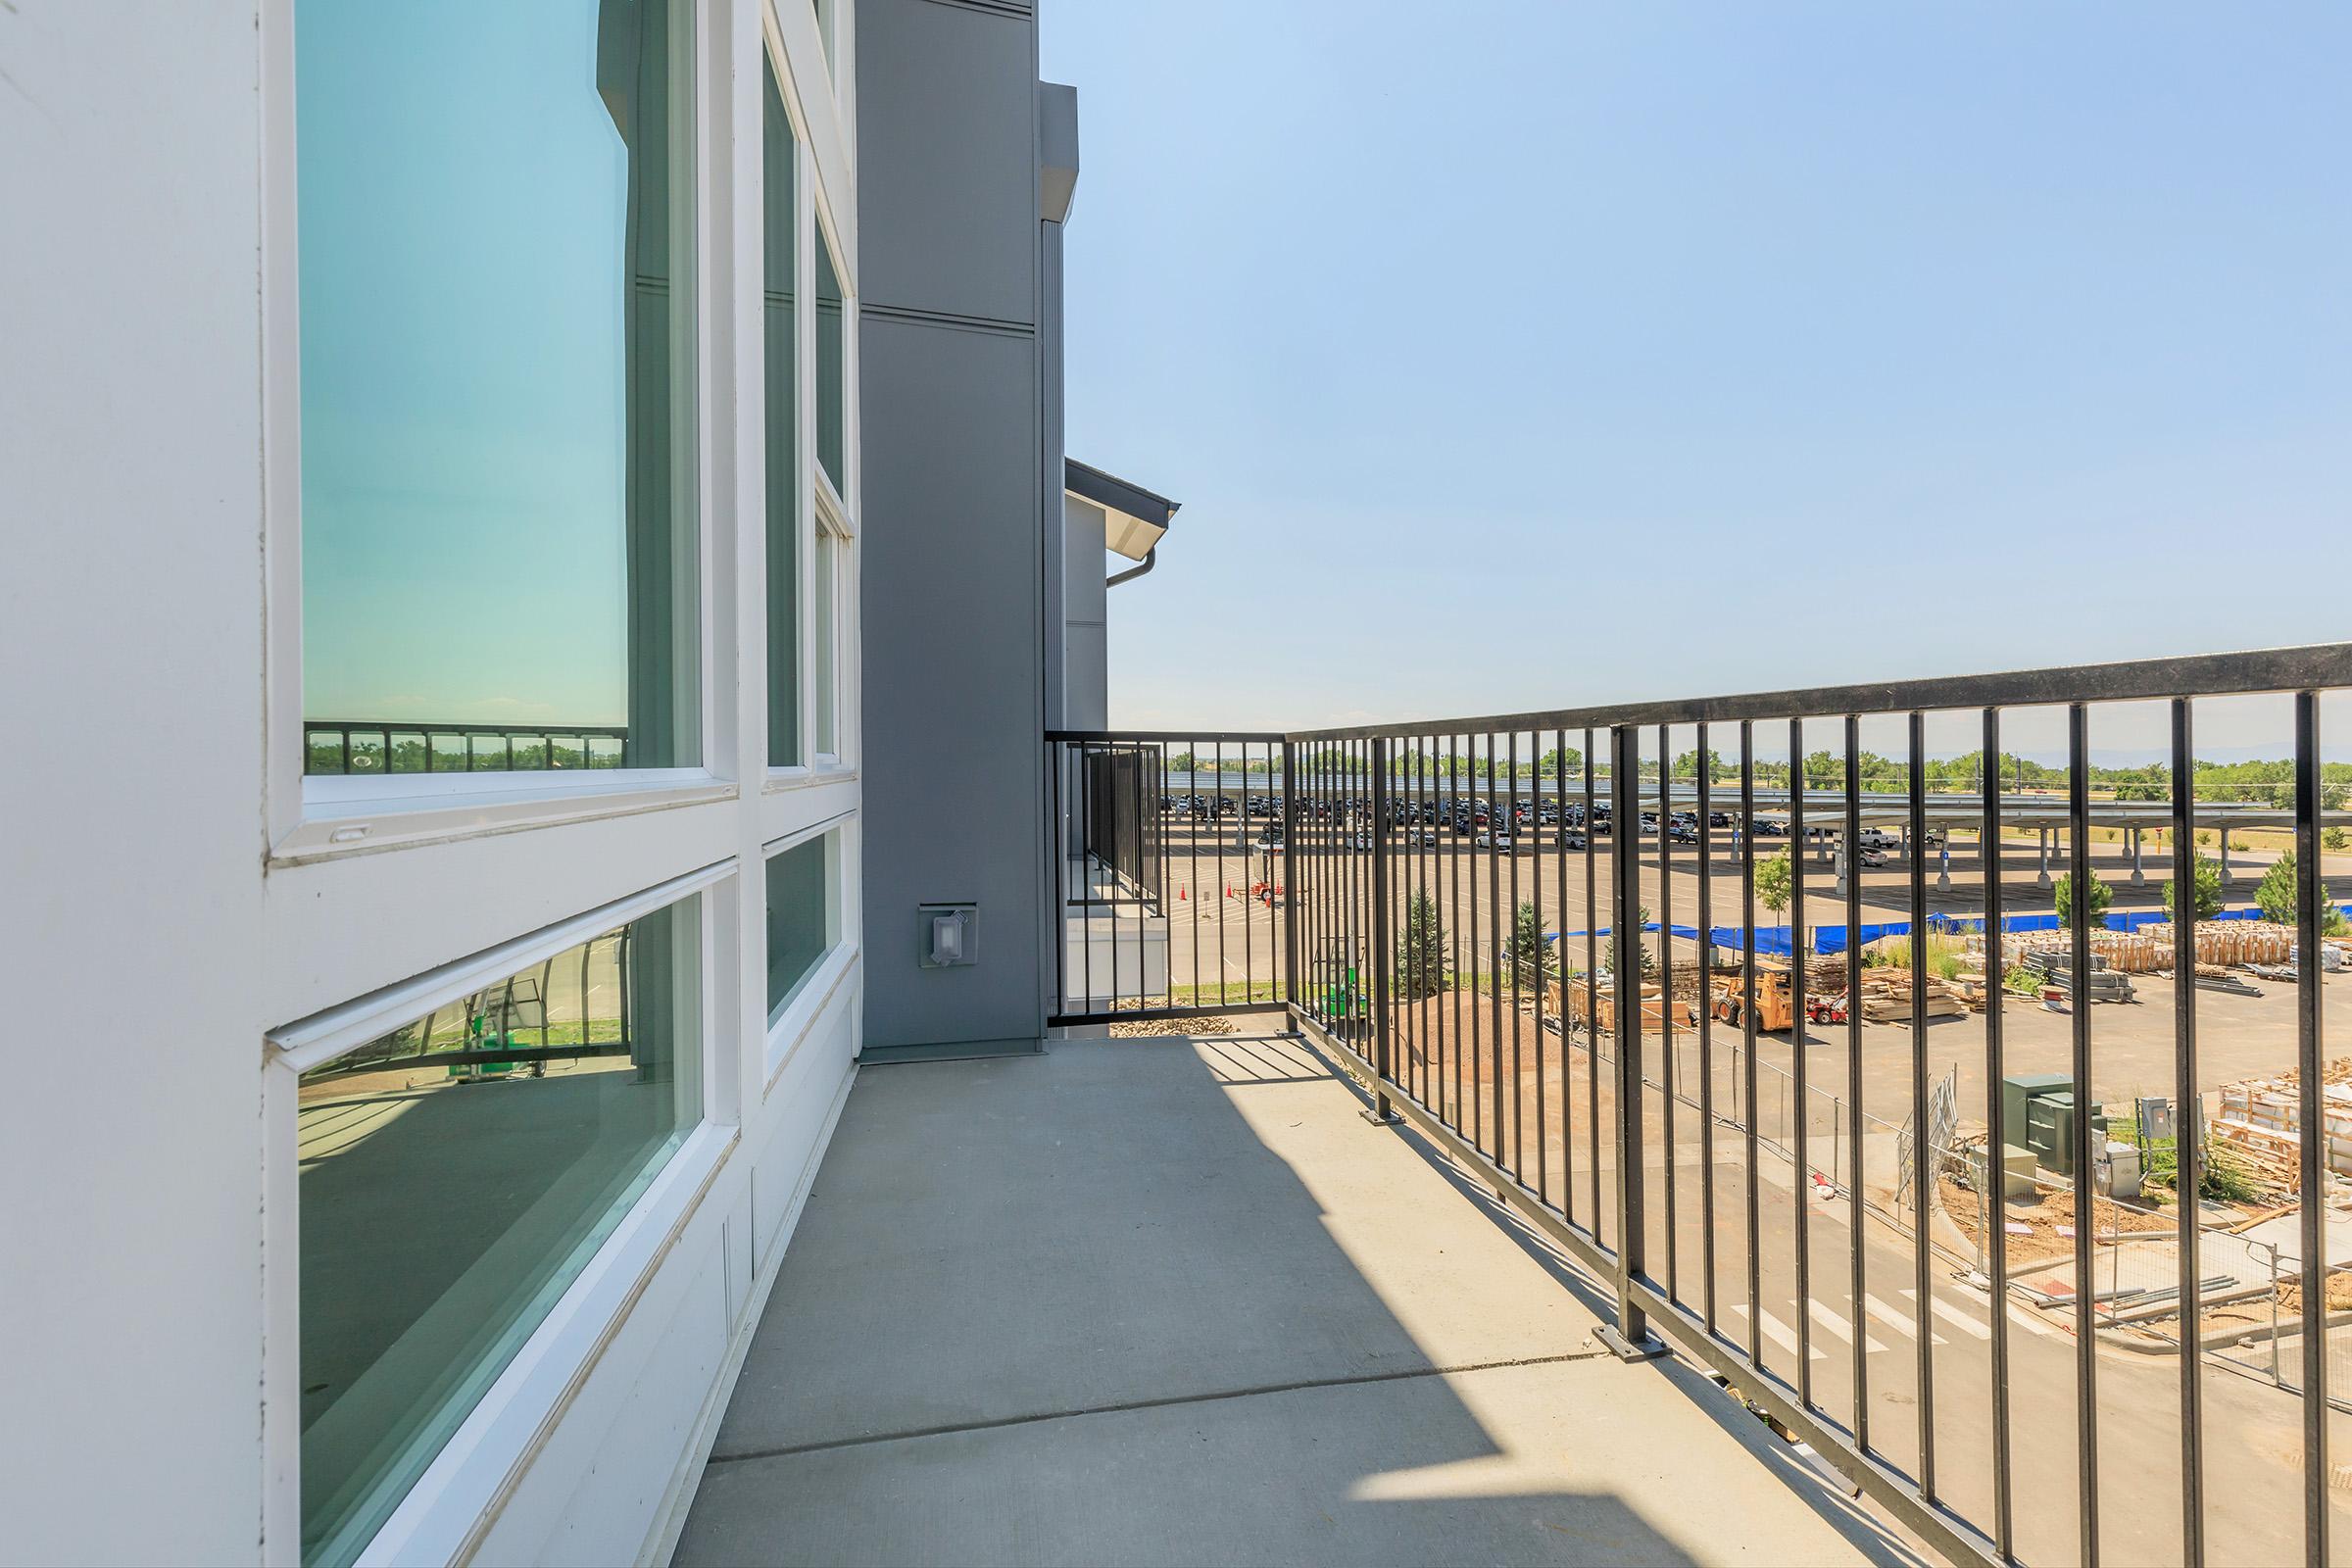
811,486,857,771
760,808,858,1087
259,861,740,1566
261,0,734,866
760,1,857,790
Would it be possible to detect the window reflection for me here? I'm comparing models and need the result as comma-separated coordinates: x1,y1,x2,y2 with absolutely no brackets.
815,229,846,496
766,832,839,1016
297,902,703,1565
297,0,699,777
764,57,801,768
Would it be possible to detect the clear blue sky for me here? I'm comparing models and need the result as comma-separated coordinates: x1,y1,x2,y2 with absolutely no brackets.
1044,2,2350,753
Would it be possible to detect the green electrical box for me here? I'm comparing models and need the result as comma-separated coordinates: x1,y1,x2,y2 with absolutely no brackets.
2026,1091,2105,1177
2002,1072,2073,1146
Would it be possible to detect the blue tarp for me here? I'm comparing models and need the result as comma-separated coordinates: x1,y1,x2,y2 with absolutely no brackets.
1547,904,2352,958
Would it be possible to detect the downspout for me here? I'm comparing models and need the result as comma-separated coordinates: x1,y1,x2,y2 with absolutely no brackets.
1106,547,1156,589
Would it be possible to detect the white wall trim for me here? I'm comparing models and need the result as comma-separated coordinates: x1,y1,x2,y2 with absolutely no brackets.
637,1051,858,1567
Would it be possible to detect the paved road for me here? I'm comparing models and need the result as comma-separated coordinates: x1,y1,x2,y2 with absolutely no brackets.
1619,1057,2352,1568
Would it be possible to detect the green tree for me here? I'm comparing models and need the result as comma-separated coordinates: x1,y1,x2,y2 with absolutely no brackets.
1600,904,1659,980
2255,852,2297,925
1509,900,1554,986
2163,851,2226,922
1755,849,1794,920
1396,891,1446,1000
2053,867,2112,927
2326,826,2347,853
2253,850,2347,933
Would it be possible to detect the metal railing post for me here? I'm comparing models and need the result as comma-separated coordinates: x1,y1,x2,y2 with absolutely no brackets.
1599,722,1663,1359
1281,738,1300,1023
1365,736,1399,1123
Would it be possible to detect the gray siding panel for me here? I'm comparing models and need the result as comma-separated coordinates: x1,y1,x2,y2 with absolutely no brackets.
858,315,1044,1049
858,0,1038,326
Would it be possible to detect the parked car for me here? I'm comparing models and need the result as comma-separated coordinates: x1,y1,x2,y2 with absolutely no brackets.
1475,830,1513,852
1557,829,1588,850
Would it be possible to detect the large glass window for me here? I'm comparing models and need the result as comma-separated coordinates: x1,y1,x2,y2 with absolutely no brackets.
297,900,703,1564
813,524,841,759
765,830,841,1017
814,226,847,496
296,0,700,779
763,56,801,768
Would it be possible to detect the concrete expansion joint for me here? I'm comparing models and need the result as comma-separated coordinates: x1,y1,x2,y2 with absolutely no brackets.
706,1348,1621,1467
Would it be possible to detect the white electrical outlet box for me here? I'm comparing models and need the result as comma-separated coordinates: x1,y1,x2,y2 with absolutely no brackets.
919,903,977,967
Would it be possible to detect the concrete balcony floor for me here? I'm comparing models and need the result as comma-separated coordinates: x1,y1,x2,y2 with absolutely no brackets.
676,1034,1929,1567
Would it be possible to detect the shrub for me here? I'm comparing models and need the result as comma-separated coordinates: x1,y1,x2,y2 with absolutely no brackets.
2053,867,2112,927
1396,891,1446,1000
2163,851,2226,922
1508,900,1555,985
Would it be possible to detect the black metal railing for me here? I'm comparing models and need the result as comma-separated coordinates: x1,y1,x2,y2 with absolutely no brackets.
304,719,630,776
1064,643,2352,1568
1046,732,1287,1027
1080,742,1163,905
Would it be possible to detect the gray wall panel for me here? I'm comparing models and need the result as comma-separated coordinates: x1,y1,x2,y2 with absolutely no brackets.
858,315,1044,1049
858,0,1038,326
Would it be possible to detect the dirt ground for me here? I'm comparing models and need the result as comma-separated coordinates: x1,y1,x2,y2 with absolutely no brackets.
1938,1173,2179,1264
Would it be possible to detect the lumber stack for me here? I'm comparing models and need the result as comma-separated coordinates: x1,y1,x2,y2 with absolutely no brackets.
2138,920,2298,969
1853,967,1971,1022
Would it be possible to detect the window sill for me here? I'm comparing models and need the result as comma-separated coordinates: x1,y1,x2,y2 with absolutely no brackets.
761,764,856,795
275,771,737,865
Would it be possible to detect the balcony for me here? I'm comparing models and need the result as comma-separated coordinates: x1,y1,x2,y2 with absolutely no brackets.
676,1033,1916,1566
662,643,2352,1567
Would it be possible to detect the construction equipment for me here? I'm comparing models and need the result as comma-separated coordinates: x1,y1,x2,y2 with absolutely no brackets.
1712,957,1795,1034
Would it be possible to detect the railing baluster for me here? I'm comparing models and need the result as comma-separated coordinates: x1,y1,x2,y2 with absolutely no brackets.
1509,730,1524,1177
1535,731,1551,1207
1907,709,1935,1497
1697,720,1716,1335
1740,722,1762,1369
2294,689,2327,1568
1659,722,1677,1302
1844,714,1868,1452
1368,736,1396,1124
2067,702,2099,1568
1790,716,1812,1409
1050,739,1066,1020
1602,722,1660,1361
2168,698,2201,1568
1282,739,1299,1015
1588,728,1601,1240
1983,706,2014,1561
1488,731,1504,1164
1553,727,1570,1222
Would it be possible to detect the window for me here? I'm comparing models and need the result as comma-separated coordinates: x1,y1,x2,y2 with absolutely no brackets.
814,223,847,498
813,520,843,760
765,829,841,1018
296,0,700,780
762,55,801,768
295,898,704,1565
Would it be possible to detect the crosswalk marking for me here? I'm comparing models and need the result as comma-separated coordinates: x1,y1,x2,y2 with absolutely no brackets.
1808,1298,1888,1353
1730,1303,1827,1362
1898,1285,2009,1341
1863,1293,1946,1347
